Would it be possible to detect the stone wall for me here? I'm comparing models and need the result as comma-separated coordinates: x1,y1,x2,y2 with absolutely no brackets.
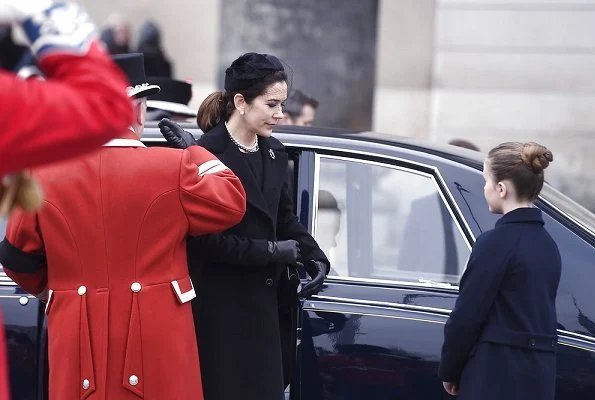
80,0,595,210
218,0,379,129
374,0,595,210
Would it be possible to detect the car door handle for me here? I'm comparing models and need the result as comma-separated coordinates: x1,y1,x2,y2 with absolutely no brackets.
418,278,457,289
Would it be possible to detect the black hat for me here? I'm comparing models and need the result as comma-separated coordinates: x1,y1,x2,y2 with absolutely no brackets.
146,78,197,117
224,52,284,92
112,53,160,98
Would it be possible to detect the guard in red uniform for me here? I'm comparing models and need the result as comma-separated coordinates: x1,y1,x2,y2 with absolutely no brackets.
0,52,246,400
0,2,134,398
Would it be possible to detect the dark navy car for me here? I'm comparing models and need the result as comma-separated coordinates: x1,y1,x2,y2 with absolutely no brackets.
1,124,594,399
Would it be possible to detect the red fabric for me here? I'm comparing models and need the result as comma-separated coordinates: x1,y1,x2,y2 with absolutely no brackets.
3,135,246,399
0,41,134,176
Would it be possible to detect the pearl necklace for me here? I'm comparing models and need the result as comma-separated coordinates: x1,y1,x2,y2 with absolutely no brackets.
225,122,259,153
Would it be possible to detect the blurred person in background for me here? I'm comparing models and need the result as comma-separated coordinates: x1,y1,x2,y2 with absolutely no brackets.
146,77,197,121
136,20,172,78
281,89,319,127
0,51,246,400
159,52,329,400
99,13,131,55
0,0,135,397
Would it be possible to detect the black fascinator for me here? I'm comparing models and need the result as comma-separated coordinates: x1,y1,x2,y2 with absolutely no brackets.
224,52,285,92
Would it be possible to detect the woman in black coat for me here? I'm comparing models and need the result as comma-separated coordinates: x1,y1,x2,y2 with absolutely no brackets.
439,142,561,400
159,53,329,400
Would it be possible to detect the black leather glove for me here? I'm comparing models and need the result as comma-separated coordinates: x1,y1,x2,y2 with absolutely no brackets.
268,240,301,264
158,118,198,149
298,260,327,298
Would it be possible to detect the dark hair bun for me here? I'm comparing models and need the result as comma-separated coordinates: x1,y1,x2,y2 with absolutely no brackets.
521,142,553,174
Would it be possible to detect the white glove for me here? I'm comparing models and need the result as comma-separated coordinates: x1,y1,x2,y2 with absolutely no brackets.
0,0,53,24
21,2,96,59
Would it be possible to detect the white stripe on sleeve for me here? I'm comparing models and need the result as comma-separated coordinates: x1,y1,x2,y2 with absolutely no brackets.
197,160,229,176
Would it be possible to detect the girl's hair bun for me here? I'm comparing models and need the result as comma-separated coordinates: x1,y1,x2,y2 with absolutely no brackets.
521,142,553,174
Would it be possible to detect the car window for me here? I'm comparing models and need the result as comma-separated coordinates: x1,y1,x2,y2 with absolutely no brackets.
540,184,595,236
315,155,470,285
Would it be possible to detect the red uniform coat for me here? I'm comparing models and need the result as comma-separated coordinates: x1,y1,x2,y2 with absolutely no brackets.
0,41,133,176
0,133,246,400
0,38,131,399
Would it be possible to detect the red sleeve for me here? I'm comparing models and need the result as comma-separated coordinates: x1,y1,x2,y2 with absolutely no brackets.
179,146,246,236
1,209,47,296
0,41,134,176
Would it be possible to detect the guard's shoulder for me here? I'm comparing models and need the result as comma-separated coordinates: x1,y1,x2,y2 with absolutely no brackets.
145,146,184,157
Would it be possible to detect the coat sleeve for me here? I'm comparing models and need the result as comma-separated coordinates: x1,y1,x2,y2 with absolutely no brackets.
179,146,246,236
438,230,516,383
188,233,272,265
277,178,329,269
0,41,133,176
0,209,48,298
188,170,330,268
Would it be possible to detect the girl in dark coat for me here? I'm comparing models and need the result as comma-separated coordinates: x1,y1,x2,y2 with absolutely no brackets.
439,142,561,400
159,52,329,400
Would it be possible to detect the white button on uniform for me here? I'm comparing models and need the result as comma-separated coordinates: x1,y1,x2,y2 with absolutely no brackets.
19,296,29,305
129,375,139,386
82,379,90,390
130,282,141,293
78,286,87,296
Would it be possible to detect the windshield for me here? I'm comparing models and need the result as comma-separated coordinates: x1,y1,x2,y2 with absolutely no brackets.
540,183,595,236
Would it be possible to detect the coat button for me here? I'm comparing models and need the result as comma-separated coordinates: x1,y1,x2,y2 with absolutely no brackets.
129,375,139,386
82,379,90,390
131,282,142,293
529,338,536,347
265,278,274,287
78,286,87,296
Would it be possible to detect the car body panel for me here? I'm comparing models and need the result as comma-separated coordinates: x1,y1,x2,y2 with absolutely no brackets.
0,124,593,399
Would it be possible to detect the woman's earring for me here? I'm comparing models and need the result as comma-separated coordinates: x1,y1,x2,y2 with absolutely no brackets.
240,110,245,116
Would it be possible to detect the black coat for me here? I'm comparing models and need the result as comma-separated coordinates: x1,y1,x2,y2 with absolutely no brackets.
187,122,328,400
439,208,561,400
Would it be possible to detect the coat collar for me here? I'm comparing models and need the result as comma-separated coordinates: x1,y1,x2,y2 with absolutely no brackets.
495,207,544,227
103,131,146,148
201,122,288,225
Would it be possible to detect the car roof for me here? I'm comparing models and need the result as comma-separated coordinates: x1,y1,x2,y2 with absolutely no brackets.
142,121,486,170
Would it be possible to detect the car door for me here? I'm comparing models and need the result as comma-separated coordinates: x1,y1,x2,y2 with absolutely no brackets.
291,146,595,400
292,150,472,400
0,221,43,400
